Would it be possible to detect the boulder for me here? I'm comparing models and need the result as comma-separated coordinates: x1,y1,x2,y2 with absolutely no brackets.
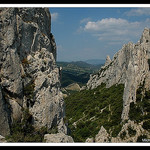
44,133,74,143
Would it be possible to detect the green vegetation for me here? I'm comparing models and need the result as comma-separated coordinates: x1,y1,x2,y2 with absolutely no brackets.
64,83,124,142
142,120,150,130
129,86,150,124
127,126,136,137
6,108,58,142
120,131,126,140
24,79,35,107
56,61,102,87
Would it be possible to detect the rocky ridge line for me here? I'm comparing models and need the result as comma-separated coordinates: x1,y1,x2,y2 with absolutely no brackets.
87,28,150,121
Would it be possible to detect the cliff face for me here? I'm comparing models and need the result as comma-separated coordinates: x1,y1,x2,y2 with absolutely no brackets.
0,8,66,137
87,28,150,122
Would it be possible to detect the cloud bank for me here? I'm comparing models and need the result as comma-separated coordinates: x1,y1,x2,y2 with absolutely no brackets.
81,17,150,45
125,7,150,16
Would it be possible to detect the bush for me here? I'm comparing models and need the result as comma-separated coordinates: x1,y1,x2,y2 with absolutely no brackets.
128,126,136,137
129,102,143,122
120,131,126,140
129,88,150,123
24,80,35,99
142,120,150,130
111,124,122,137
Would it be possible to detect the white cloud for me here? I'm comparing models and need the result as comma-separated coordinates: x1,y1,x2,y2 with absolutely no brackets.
80,17,91,24
51,12,58,21
84,18,139,32
81,17,150,45
125,8,150,16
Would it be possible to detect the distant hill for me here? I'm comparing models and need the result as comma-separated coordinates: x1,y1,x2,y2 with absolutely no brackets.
85,59,105,65
56,61,103,87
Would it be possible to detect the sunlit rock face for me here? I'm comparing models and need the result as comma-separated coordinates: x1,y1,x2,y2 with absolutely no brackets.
0,8,66,136
87,28,150,121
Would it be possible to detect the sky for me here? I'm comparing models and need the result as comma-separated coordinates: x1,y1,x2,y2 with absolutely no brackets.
49,7,150,62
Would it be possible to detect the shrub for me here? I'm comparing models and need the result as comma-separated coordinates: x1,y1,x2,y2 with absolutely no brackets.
111,124,122,137
120,131,126,140
145,90,150,99
128,126,136,137
129,102,143,122
142,120,150,130
24,80,35,107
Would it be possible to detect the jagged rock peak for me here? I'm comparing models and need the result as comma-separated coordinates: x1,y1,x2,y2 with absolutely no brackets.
87,27,150,121
0,8,66,138
140,27,150,44
104,55,111,67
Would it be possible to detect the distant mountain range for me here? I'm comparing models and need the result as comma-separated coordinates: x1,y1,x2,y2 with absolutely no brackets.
85,59,105,65
56,61,103,87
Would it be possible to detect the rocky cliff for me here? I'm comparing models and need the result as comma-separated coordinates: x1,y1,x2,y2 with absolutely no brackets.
86,28,150,142
87,28,150,121
0,8,68,140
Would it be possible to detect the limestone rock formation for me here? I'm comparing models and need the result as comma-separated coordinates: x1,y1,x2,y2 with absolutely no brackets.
0,135,7,143
87,28,150,121
95,126,109,143
44,133,74,143
65,83,80,91
103,55,111,67
85,28,150,143
92,120,150,143
0,8,67,139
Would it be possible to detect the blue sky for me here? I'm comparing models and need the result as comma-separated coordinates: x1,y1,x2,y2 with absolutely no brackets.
49,7,150,62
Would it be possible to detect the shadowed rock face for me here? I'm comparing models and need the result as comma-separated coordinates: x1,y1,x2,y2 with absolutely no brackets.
87,28,150,121
0,8,66,136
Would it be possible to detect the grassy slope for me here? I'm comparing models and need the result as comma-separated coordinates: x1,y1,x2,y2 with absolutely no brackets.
64,83,124,142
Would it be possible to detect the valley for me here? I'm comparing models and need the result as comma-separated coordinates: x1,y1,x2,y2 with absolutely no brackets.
0,7,150,144
56,61,103,88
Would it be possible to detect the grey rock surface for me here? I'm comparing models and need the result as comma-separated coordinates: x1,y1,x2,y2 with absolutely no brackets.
0,135,7,143
0,86,10,136
90,120,150,143
95,126,109,143
44,133,74,143
87,28,150,121
0,8,67,137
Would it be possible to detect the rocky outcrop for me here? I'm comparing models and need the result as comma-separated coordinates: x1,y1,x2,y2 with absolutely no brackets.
65,83,80,91
91,120,150,143
44,133,74,143
104,55,111,67
87,28,150,121
95,126,110,142
0,8,66,138
0,135,7,143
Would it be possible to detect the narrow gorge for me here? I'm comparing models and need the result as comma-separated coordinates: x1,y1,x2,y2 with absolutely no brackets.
0,7,150,143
